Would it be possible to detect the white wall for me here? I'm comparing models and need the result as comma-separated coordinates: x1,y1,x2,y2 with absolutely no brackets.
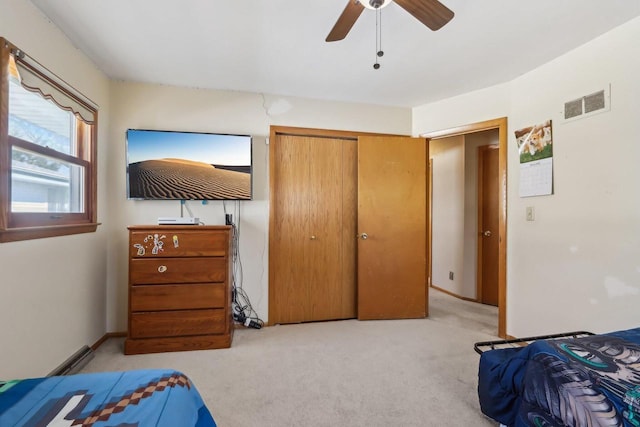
0,0,111,378
507,16,640,336
414,16,640,337
430,136,465,294
106,81,412,331
413,83,511,135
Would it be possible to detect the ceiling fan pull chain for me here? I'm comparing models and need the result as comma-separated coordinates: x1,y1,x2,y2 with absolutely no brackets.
378,8,383,57
374,8,384,69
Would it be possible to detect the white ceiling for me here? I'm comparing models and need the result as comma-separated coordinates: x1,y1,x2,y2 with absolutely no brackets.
31,0,640,108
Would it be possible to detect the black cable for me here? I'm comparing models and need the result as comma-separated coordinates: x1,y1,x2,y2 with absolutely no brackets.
229,200,263,329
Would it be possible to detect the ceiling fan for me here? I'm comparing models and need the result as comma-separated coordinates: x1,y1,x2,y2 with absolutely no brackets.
326,0,454,42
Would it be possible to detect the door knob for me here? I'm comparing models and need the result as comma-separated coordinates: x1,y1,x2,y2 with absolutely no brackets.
357,233,369,240
310,235,317,240
483,230,492,237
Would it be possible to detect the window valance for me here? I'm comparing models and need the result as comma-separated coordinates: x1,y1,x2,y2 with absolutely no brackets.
9,49,97,124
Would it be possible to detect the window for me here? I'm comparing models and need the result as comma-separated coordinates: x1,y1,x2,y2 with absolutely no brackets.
0,38,98,242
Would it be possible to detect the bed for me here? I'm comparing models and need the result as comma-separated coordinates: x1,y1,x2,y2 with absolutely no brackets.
475,327,640,427
0,369,216,426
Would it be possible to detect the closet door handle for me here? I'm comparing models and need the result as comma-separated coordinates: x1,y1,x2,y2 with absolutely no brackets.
310,235,317,240
357,233,369,240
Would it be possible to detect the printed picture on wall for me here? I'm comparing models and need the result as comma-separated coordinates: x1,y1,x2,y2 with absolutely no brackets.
515,120,554,197
515,120,553,164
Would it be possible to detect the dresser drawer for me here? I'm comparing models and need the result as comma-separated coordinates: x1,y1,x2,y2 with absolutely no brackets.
131,283,226,311
130,257,226,284
130,230,228,258
130,309,226,338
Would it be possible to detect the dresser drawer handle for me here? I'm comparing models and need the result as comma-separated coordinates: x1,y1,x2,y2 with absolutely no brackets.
158,265,168,273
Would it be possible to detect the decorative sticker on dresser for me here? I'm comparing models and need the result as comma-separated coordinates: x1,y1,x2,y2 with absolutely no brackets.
133,233,167,256
133,243,145,256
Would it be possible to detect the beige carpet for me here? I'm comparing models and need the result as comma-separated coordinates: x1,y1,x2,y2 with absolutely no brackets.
429,287,499,336
82,290,499,426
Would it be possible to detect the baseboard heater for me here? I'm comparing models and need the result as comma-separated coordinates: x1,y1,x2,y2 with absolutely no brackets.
47,345,94,377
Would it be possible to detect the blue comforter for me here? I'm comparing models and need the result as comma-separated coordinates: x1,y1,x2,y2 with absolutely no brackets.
478,327,640,426
0,369,216,427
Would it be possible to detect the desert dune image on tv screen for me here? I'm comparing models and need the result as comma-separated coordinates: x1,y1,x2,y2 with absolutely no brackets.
126,130,252,200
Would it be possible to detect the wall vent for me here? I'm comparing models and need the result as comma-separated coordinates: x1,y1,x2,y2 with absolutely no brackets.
48,345,94,376
563,85,610,122
564,98,583,119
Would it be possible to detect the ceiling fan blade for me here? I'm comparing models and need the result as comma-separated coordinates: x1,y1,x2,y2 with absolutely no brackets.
326,1,365,42
394,0,454,31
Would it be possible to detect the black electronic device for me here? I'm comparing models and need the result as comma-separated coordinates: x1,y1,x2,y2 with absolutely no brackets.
126,129,252,201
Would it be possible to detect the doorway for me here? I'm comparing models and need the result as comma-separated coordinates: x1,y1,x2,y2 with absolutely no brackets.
423,118,507,338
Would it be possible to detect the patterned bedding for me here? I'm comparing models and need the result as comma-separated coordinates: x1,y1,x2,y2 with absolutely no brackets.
477,327,640,426
0,369,216,426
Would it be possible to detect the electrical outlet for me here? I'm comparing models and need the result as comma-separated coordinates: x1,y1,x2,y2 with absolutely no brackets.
449,271,454,280
526,206,535,221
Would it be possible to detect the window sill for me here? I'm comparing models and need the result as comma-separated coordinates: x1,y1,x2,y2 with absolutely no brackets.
0,222,101,243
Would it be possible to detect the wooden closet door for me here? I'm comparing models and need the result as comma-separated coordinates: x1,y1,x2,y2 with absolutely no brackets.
308,138,343,320
271,135,312,323
270,133,357,324
340,139,358,319
357,136,428,320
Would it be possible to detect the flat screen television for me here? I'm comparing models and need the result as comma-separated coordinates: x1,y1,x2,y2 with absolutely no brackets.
126,129,252,200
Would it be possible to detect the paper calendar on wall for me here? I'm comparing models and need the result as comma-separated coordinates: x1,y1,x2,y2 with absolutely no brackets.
515,120,553,197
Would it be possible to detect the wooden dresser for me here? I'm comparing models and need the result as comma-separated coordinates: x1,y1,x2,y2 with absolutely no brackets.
124,225,234,355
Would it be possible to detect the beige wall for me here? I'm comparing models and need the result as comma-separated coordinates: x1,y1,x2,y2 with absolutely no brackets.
415,16,640,337
413,83,511,135
0,0,111,377
430,136,465,294
106,81,412,332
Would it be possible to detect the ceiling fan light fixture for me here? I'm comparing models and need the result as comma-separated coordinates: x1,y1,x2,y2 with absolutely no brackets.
358,0,392,10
